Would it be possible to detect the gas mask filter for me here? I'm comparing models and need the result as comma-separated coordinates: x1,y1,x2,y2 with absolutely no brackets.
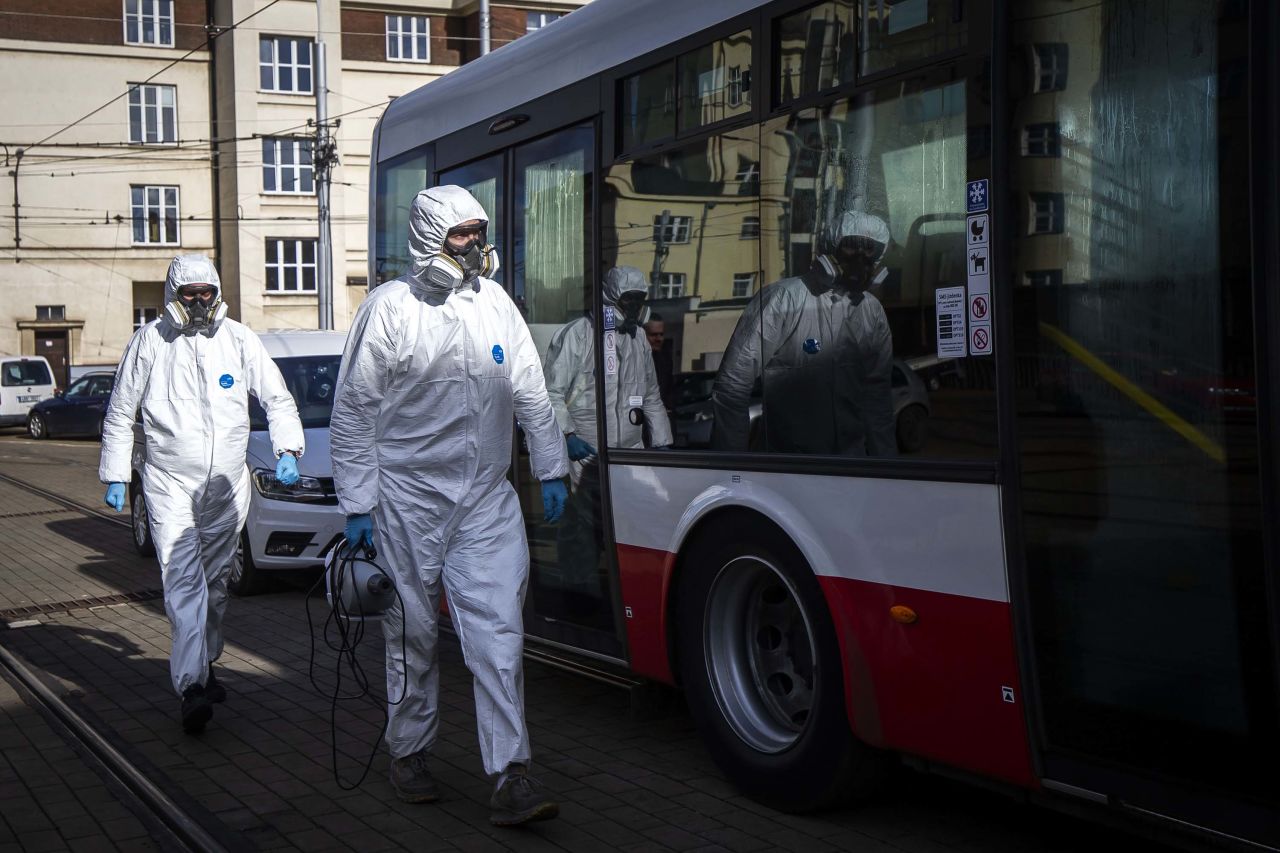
165,293,227,330
420,224,501,292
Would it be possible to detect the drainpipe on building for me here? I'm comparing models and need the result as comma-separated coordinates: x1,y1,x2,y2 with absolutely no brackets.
480,0,491,55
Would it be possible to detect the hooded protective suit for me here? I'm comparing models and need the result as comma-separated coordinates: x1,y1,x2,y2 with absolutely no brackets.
329,185,569,775
99,254,305,695
711,211,897,456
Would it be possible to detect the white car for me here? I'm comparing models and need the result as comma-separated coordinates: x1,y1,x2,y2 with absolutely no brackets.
129,330,348,595
0,354,57,428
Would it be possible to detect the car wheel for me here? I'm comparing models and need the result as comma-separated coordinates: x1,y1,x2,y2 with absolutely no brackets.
676,525,882,812
228,531,266,597
895,404,928,454
130,489,156,557
26,413,47,440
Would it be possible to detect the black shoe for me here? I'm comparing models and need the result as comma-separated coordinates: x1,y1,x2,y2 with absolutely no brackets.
205,665,226,704
181,685,213,734
490,764,558,826
389,750,440,803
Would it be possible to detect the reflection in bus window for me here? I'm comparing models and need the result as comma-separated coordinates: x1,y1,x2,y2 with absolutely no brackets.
776,1,855,104
373,147,428,284
678,30,753,131
859,0,967,78
439,154,505,286
621,61,676,151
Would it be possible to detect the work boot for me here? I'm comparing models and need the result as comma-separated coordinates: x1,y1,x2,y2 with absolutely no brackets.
489,763,558,826
205,665,226,704
180,684,213,734
389,750,439,803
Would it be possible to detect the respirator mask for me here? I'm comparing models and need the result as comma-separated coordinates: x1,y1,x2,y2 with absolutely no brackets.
165,285,228,331
614,290,650,336
809,235,889,294
419,222,500,292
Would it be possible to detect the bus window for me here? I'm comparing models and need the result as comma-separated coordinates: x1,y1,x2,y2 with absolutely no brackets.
677,30,752,131
439,154,505,286
621,61,677,151
602,127,762,452
859,0,967,78
373,146,428,285
745,77,993,458
776,1,856,104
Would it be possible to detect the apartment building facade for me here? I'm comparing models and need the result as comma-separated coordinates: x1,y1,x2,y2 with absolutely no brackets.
0,0,586,382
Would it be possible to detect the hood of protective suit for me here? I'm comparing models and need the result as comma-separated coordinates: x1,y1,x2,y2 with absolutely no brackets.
602,266,648,307
408,185,490,292
164,254,222,304
825,211,890,262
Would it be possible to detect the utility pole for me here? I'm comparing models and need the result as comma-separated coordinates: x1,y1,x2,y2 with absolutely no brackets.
479,0,491,55
651,209,671,299
7,147,22,255
313,0,337,330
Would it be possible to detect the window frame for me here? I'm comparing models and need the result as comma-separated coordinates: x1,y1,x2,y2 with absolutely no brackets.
386,14,431,63
261,137,316,195
127,83,178,145
526,11,562,33
123,0,175,47
653,215,693,245
130,185,181,246
35,305,66,321
655,271,686,298
740,215,761,239
265,238,319,294
731,271,756,297
259,35,315,95
1028,192,1065,235
133,306,160,330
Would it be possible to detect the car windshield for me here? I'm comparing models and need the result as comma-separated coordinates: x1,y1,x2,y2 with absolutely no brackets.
249,355,341,430
2,360,52,386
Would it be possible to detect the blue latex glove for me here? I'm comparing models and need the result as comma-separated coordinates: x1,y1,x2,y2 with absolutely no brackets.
275,453,300,485
565,433,596,461
541,480,568,524
345,513,374,550
104,482,126,513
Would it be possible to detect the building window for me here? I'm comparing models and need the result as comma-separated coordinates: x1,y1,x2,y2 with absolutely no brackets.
740,216,760,239
131,186,180,245
727,65,745,108
1023,269,1063,288
1032,43,1068,93
655,272,686,299
732,273,755,298
1023,122,1061,157
653,215,692,244
1028,192,1064,235
266,239,317,292
127,84,176,144
133,306,159,330
124,0,173,47
526,11,561,32
262,138,314,193
386,15,429,62
35,305,66,321
260,36,313,94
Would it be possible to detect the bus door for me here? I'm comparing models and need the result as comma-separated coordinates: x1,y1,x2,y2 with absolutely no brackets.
444,124,625,660
1006,1,1279,842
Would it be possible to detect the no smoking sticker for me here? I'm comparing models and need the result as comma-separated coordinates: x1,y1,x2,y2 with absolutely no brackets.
970,324,992,356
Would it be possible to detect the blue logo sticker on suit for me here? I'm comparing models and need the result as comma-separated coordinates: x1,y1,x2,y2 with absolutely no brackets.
491,345,504,364
219,374,234,388
803,338,821,354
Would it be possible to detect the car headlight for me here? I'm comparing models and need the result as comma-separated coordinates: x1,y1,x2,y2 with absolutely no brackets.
251,468,332,503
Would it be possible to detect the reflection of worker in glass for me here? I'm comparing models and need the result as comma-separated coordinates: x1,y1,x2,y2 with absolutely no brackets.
712,211,896,456
543,266,672,611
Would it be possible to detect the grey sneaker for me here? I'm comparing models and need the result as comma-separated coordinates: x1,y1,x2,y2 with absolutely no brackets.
489,764,558,826
389,750,439,803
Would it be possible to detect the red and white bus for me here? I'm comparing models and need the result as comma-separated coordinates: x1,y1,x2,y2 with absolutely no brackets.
368,1,1279,847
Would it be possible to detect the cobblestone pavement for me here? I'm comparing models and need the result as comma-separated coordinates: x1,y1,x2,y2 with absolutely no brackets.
0,432,1181,852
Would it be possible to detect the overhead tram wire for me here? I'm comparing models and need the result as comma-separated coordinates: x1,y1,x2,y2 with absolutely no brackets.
29,0,287,150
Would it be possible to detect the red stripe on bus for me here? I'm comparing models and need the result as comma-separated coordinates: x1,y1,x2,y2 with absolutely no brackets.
615,542,677,684
818,576,1037,788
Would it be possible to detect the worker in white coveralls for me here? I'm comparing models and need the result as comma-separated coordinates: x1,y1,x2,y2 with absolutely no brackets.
329,185,570,826
99,254,304,734
542,265,672,615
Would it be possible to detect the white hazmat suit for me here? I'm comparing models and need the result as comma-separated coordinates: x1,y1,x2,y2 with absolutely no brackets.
99,255,305,696
712,211,897,456
329,186,569,775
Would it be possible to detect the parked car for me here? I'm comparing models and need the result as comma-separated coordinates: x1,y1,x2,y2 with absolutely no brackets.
0,355,57,429
129,330,348,595
25,371,115,440
671,360,931,453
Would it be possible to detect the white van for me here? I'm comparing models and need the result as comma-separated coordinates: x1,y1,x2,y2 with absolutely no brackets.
0,355,57,428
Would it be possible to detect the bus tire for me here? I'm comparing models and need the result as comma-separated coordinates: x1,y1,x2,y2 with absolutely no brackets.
676,526,879,811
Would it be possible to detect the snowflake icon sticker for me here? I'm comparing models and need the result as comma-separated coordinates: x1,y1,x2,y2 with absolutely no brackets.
967,179,989,213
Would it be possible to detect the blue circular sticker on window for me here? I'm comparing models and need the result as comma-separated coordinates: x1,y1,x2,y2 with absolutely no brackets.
492,345,504,364
219,374,235,388
802,338,822,354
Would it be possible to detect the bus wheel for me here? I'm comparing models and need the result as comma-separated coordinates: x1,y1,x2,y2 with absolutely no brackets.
677,528,879,811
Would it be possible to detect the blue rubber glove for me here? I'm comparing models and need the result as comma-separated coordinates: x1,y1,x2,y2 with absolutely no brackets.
565,433,596,461
275,453,300,485
104,482,126,513
541,480,568,524
345,513,374,550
